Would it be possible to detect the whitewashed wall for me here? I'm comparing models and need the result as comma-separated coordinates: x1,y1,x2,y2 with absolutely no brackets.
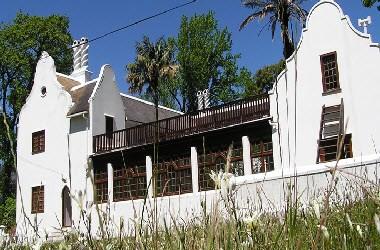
90,65,125,137
84,154,380,237
16,54,73,237
270,0,380,169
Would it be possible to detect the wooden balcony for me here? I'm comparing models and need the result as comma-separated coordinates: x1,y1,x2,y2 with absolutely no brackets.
93,94,270,154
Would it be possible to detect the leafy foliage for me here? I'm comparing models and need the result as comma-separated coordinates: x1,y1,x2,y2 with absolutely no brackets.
0,13,72,201
240,60,285,98
127,36,176,111
175,12,250,112
0,196,16,231
362,0,380,10
240,0,307,59
138,13,255,113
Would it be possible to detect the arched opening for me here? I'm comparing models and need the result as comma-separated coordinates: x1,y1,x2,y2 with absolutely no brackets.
62,186,72,227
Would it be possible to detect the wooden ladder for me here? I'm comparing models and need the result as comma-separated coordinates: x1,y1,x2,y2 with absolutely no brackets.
316,99,344,163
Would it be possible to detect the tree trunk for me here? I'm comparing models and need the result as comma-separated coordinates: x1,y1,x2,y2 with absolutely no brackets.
281,15,295,59
153,83,159,196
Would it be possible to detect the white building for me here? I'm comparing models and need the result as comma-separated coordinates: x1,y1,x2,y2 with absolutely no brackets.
16,0,380,239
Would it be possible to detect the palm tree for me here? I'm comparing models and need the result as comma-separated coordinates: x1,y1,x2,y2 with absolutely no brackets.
239,0,307,59
127,35,176,188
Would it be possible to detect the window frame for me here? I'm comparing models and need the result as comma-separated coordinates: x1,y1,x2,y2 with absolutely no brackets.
113,162,147,202
318,134,353,163
105,115,114,135
320,51,341,95
31,185,44,214
198,144,244,191
94,166,108,203
32,130,45,154
251,138,274,173
154,155,192,197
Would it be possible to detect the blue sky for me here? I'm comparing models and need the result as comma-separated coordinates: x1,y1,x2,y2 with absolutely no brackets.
1,0,379,94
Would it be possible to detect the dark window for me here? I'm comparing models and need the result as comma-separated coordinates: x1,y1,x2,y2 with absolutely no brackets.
113,163,147,201
318,134,353,163
32,130,45,154
251,138,274,173
62,186,72,227
105,116,114,134
317,102,351,163
320,52,340,93
154,155,192,196
198,144,244,191
94,165,108,203
31,186,44,214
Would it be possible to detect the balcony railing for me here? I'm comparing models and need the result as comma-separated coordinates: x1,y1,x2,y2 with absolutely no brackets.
93,94,270,154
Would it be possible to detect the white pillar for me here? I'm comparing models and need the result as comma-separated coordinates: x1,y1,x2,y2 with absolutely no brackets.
146,156,153,197
191,147,199,193
242,136,252,175
107,163,113,202
86,158,94,204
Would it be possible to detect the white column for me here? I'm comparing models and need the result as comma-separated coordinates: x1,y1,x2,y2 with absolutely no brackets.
107,163,113,202
242,136,252,175
146,156,153,197
86,158,94,204
191,147,199,193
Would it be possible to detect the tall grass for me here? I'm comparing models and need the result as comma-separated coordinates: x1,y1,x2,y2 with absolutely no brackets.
2,166,380,250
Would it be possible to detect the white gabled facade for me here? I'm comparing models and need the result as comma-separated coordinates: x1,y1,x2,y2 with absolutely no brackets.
16,0,380,240
16,53,76,237
270,0,380,169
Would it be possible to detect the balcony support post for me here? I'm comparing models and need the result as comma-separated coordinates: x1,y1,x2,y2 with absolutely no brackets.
107,163,113,202
146,156,153,197
191,147,199,193
242,136,252,175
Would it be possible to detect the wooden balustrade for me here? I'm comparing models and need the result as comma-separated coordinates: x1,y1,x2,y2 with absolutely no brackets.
93,94,270,154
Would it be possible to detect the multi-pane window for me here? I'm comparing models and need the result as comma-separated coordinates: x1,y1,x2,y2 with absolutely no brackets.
251,139,274,173
318,134,353,163
320,52,340,93
32,130,45,154
94,166,108,203
113,163,147,201
31,186,44,214
154,156,192,196
198,144,244,191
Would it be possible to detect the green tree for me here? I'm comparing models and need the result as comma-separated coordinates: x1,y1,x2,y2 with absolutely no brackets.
0,196,16,231
239,0,307,59
174,12,249,112
362,0,380,10
0,13,73,201
127,36,176,179
240,60,285,98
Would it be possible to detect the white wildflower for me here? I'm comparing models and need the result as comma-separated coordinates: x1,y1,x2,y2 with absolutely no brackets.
356,225,363,238
32,241,42,250
243,212,260,230
221,172,235,196
210,170,236,198
209,169,223,189
345,213,353,231
374,214,380,235
312,200,321,219
317,225,329,240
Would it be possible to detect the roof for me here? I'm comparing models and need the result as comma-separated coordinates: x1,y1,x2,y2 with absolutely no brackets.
67,84,95,116
120,94,181,128
56,74,81,92
56,74,95,116
56,73,181,121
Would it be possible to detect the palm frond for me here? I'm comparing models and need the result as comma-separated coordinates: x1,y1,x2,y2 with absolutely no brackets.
240,10,265,30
